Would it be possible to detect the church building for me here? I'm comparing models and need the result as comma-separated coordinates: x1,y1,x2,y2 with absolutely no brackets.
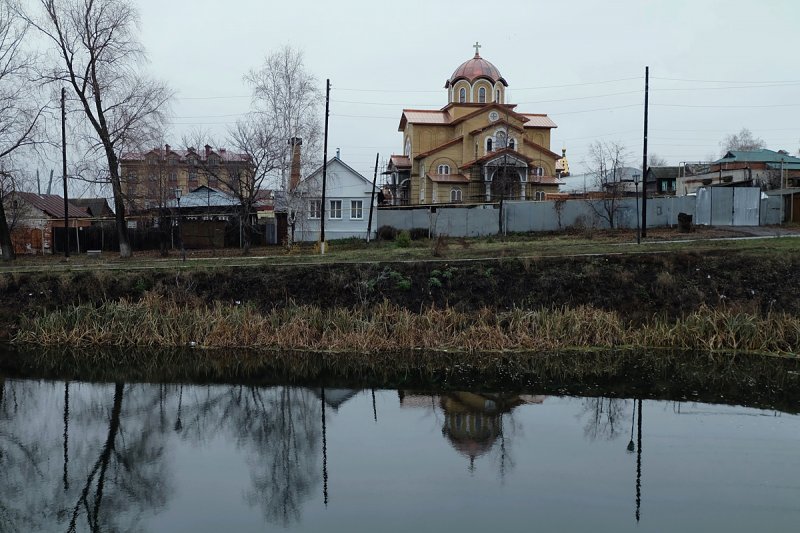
386,44,562,205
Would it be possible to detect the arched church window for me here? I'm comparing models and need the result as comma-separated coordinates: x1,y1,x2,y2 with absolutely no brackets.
459,87,466,103
532,166,544,177
535,191,545,201
404,139,411,157
450,188,462,203
509,138,516,150
478,87,486,103
486,138,493,152
496,89,501,103
496,131,507,149
437,164,450,175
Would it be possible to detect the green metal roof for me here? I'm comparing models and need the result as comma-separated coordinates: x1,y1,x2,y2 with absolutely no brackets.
715,149,800,164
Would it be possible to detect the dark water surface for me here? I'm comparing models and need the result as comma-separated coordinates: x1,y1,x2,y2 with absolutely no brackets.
1,379,798,532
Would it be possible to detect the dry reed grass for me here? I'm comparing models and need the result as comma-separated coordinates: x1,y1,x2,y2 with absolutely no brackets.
12,293,800,355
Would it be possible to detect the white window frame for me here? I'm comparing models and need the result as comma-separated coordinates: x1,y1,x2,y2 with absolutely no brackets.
532,166,544,177
459,87,466,103
535,191,545,201
509,138,516,151
486,137,493,153
437,164,450,175
478,87,486,103
309,199,321,219
329,199,342,219
350,199,363,220
450,188,462,203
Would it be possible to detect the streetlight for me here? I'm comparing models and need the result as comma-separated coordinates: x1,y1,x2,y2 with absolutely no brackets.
175,187,185,262
632,173,641,245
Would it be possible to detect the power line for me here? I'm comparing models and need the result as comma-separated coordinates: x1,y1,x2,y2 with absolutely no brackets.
652,76,800,84
653,102,800,109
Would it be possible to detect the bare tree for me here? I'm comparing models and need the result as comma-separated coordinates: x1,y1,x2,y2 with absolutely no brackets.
224,45,322,251
0,3,45,261
647,153,668,167
245,45,322,191
225,115,281,253
25,0,172,258
720,128,765,155
585,140,629,229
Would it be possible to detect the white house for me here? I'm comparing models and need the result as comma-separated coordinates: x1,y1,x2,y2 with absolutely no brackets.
290,157,377,242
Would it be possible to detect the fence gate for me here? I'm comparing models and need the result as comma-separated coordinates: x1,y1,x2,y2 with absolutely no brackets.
695,187,760,226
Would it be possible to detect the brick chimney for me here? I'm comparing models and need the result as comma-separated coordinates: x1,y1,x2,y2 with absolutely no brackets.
204,144,211,157
288,137,302,191
165,143,170,153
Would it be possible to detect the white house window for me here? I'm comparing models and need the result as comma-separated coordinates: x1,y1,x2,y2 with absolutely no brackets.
437,164,450,175
309,199,321,219
535,191,545,201
329,200,342,219
350,200,363,220
459,87,466,103
450,188,462,203
478,87,486,103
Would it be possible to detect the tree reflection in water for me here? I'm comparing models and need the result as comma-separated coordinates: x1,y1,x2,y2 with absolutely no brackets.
173,385,322,527
0,380,170,532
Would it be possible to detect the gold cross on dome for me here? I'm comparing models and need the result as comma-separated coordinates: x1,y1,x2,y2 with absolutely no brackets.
473,41,481,56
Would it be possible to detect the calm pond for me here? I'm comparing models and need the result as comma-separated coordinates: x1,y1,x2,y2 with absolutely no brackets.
1,378,798,532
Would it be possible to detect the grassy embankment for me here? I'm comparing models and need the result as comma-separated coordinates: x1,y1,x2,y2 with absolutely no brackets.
5,231,800,356
12,292,800,356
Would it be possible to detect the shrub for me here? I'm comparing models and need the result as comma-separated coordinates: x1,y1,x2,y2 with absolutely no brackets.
396,230,412,248
376,225,398,241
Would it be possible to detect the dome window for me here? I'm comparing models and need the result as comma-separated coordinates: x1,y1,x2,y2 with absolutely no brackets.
478,87,486,103
437,164,450,175
459,87,466,103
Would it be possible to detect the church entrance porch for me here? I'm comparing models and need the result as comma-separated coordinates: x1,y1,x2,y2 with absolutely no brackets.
483,154,528,202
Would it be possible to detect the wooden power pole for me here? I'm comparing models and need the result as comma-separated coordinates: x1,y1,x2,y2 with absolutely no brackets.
62,87,69,258
320,79,330,254
641,66,649,239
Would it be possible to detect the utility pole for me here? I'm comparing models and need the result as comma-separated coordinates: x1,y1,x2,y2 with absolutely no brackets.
641,66,649,239
366,152,379,243
320,79,330,254
61,87,69,258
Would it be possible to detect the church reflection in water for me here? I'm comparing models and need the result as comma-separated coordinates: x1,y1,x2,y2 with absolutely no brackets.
399,390,546,469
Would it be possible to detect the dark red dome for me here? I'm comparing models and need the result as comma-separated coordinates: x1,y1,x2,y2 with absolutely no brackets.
446,53,508,88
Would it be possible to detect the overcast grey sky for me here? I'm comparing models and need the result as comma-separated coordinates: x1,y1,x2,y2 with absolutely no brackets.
135,0,800,179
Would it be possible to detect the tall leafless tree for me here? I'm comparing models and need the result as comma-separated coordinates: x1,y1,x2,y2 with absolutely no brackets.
0,3,45,261
226,115,281,253
244,45,322,191
585,140,629,229
24,0,172,258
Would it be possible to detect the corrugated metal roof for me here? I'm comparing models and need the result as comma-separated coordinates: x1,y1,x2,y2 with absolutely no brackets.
402,110,450,125
715,149,800,164
15,192,89,218
521,114,558,128
167,186,240,208
121,147,249,163
389,155,412,168
427,172,471,183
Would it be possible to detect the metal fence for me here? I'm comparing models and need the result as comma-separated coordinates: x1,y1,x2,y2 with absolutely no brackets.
377,187,782,238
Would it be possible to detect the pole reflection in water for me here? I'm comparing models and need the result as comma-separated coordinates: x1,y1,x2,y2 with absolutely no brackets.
321,387,328,507
636,398,643,523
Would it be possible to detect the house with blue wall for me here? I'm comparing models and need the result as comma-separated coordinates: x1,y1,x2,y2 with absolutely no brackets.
290,156,377,242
